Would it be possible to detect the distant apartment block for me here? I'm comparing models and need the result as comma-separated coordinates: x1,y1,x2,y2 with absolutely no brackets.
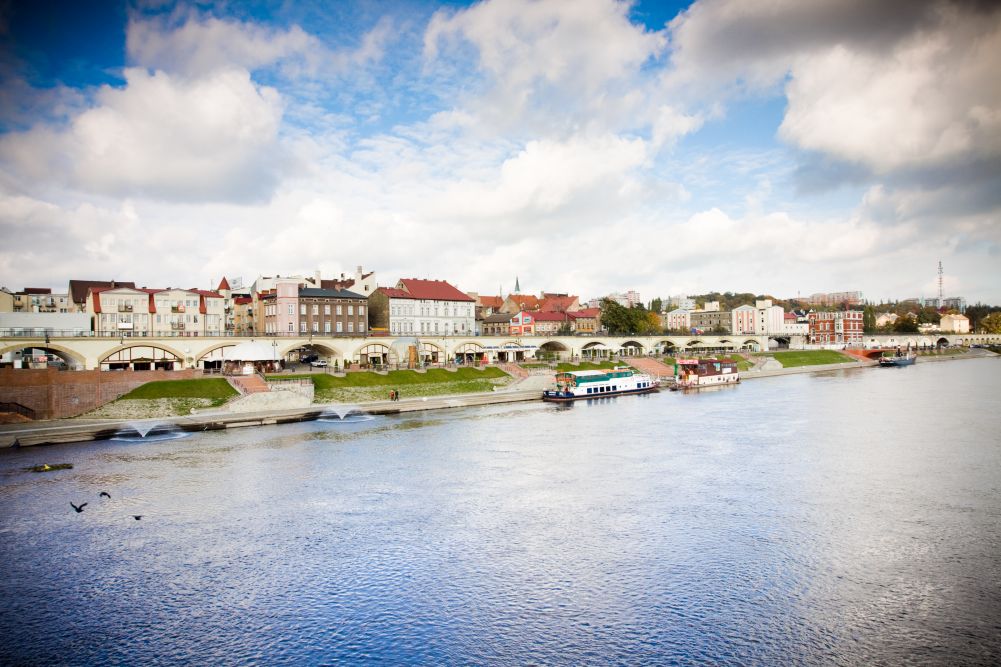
665,308,691,332
806,291,863,307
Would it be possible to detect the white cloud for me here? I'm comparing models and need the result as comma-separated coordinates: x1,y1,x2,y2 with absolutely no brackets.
0,68,285,202
779,16,1001,173
425,0,665,136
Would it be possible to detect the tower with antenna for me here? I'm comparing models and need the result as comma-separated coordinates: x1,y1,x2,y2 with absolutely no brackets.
938,260,944,305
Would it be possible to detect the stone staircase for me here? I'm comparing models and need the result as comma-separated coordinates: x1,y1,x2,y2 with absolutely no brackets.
497,362,529,380
228,374,270,395
626,357,676,380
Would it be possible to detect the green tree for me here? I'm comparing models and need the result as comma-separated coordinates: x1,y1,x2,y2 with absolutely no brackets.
863,305,877,334
980,312,1001,333
600,299,634,335
649,297,663,313
893,315,919,333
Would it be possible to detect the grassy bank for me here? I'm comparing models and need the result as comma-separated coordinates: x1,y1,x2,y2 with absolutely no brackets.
83,378,240,418
555,360,622,372
119,378,239,406
268,367,513,402
755,350,855,368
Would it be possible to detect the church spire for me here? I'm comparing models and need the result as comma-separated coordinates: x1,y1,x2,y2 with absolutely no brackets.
515,276,521,293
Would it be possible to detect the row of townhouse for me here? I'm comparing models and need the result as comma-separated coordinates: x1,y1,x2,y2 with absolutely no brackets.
665,300,808,336
87,286,227,336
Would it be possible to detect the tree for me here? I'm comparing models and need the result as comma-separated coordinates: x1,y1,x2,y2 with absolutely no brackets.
863,305,877,334
893,315,919,333
599,299,635,335
649,297,663,314
980,312,1001,334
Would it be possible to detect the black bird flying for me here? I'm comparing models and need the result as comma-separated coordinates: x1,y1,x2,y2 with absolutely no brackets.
132,515,143,520
99,491,111,499
70,502,87,513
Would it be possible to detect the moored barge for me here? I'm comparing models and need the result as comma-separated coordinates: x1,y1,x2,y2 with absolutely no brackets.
672,358,740,390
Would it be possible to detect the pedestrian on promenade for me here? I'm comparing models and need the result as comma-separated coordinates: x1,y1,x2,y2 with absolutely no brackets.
395,388,400,401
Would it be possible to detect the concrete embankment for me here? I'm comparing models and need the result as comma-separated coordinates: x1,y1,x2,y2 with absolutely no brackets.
2,351,993,448
0,388,542,448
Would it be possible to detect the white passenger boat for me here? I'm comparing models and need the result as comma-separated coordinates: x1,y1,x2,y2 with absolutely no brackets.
542,367,659,402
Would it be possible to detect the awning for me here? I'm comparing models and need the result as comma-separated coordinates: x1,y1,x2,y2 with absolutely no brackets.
223,342,279,361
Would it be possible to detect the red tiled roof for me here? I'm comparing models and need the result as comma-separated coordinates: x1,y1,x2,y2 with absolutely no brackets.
479,295,503,308
569,308,600,318
188,289,223,298
22,287,52,294
398,279,474,302
217,276,231,291
784,312,797,320
234,296,252,305
539,295,578,312
379,287,412,299
507,294,540,310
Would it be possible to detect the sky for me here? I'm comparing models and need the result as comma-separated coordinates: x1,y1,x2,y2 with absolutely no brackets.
0,0,999,305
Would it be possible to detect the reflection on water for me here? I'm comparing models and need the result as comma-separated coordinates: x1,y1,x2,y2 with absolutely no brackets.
1,359,1000,665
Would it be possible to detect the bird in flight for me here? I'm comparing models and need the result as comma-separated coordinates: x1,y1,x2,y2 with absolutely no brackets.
131,515,143,521
99,491,111,499
70,502,87,513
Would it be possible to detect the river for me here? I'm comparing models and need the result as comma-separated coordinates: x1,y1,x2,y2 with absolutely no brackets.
1,358,999,665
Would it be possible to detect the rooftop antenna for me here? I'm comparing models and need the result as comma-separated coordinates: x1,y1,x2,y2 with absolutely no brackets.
938,260,944,301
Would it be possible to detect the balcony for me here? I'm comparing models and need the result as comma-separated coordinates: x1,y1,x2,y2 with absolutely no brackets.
172,305,185,313
118,304,133,312
170,321,186,330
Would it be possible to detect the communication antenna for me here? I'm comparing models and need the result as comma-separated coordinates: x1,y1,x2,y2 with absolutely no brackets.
938,261,944,301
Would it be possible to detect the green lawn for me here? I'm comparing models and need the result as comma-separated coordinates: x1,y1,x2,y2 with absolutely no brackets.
756,350,855,368
119,378,238,407
268,367,513,402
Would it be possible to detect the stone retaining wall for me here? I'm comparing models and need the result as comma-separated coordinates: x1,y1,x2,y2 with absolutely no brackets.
0,368,202,419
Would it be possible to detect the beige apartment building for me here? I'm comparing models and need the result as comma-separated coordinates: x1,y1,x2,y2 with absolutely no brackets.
87,286,225,336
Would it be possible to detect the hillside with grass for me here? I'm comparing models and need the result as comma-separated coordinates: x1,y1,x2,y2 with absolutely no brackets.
269,367,514,403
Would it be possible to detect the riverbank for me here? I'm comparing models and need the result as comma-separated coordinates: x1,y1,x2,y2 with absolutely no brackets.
1,349,994,448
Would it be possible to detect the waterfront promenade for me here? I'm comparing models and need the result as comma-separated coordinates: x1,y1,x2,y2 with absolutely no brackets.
0,349,994,448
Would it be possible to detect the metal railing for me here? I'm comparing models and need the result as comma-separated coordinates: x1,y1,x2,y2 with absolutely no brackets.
0,402,36,419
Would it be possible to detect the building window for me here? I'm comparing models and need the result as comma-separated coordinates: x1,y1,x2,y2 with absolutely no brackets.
337,321,343,333
324,305,330,315
288,304,294,315
288,322,293,332
312,305,318,315
348,321,354,333
348,305,354,316
301,304,306,315
300,321,307,333
312,321,318,333
360,305,365,315
336,305,342,315
325,321,331,333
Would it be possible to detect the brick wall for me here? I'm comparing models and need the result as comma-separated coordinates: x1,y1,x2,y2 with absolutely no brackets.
0,368,202,420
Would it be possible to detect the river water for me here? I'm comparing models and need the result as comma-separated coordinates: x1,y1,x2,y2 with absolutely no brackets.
2,359,1000,665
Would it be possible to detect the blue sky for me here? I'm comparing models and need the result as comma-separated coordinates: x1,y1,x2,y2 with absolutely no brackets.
1,0,999,304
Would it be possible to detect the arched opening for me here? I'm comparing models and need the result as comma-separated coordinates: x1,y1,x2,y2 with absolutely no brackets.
289,343,343,369
581,341,610,360
197,344,236,372
356,343,397,368
455,342,487,366
420,341,444,365
537,340,568,361
100,345,183,371
740,339,761,352
496,340,528,362
619,340,644,357
768,336,791,350
0,343,86,370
